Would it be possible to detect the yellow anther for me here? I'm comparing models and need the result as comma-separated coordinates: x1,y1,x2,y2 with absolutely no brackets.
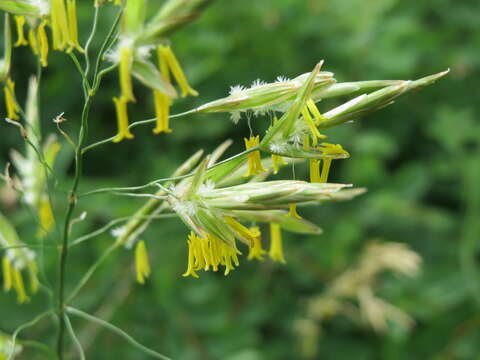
247,226,266,261
4,78,20,120
306,99,326,125
67,0,84,52
271,154,287,175
51,0,70,50
302,107,325,146
27,262,39,293
13,268,28,304
157,47,171,83
14,16,28,47
288,203,301,219
153,91,172,134
158,45,198,97
244,136,266,177
2,256,12,291
112,96,134,143
221,241,240,276
318,142,349,157
303,133,310,151
135,240,151,284
225,217,256,247
28,28,38,54
119,46,135,102
38,198,54,239
38,21,49,67
309,159,321,183
269,223,286,264
183,232,201,278
320,158,332,183
316,143,349,183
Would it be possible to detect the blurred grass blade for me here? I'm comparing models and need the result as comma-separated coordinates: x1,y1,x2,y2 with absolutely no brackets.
141,0,215,41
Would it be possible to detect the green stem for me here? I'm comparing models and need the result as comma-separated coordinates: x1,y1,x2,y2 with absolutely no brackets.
81,109,196,154
91,5,124,84
20,340,56,358
66,242,118,303
68,52,91,96
56,6,124,357
84,6,100,80
67,307,172,360
79,147,256,198
8,310,53,360
56,96,92,359
459,153,480,306
64,314,86,360
69,213,176,248
1,244,57,250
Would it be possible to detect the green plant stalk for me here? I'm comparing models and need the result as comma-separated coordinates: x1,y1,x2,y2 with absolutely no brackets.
460,152,480,306
56,95,92,359
66,242,118,303
64,314,86,360
56,6,124,359
8,310,53,360
67,307,172,360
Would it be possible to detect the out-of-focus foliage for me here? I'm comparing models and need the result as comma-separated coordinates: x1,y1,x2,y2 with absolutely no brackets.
1,0,479,359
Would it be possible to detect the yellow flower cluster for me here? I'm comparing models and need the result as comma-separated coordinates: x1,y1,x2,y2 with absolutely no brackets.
182,222,287,278
2,255,38,304
153,45,199,134
13,1,82,68
183,232,241,278
131,225,281,282
113,44,198,142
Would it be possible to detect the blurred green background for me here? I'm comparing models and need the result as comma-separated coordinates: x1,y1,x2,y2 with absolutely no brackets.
1,0,480,359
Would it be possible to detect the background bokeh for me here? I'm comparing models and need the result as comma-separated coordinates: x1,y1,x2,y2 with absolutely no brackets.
1,0,480,359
